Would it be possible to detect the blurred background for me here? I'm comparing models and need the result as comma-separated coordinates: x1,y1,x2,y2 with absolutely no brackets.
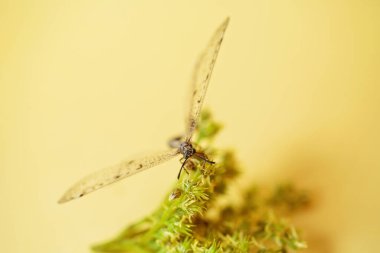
1,0,379,252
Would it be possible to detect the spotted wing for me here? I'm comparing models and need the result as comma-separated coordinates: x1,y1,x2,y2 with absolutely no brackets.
185,17,229,140
58,149,179,203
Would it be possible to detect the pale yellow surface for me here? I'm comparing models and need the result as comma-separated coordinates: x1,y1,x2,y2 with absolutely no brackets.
1,1,379,252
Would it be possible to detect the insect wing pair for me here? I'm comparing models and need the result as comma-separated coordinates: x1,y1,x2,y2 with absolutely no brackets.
58,18,230,204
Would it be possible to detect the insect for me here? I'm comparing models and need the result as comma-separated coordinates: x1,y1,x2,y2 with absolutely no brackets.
58,17,229,204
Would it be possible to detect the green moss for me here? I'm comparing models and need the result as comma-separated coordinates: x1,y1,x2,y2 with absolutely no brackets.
92,111,309,253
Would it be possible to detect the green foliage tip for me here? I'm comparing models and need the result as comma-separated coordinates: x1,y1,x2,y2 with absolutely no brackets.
92,110,310,253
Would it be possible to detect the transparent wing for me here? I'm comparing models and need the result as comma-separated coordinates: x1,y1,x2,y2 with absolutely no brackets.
58,149,179,203
185,17,230,140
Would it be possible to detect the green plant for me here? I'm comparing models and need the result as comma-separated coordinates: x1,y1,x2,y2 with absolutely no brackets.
93,111,309,253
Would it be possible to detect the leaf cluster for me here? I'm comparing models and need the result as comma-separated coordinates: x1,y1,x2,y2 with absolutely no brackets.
93,111,309,253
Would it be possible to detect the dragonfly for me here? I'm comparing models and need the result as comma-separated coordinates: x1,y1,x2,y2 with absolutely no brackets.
58,17,230,204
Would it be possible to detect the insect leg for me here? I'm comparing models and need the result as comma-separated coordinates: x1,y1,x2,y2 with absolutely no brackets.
194,152,215,164
177,157,190,179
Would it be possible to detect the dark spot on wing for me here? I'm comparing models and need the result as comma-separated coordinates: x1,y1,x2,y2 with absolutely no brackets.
114,175,121,179
136,164,143,170
79,193,84,198
197,99,201,103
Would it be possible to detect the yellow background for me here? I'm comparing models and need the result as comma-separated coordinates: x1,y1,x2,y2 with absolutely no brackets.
1,1,379,252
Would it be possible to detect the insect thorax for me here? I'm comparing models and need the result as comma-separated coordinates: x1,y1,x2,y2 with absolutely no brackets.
179,142,196,159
